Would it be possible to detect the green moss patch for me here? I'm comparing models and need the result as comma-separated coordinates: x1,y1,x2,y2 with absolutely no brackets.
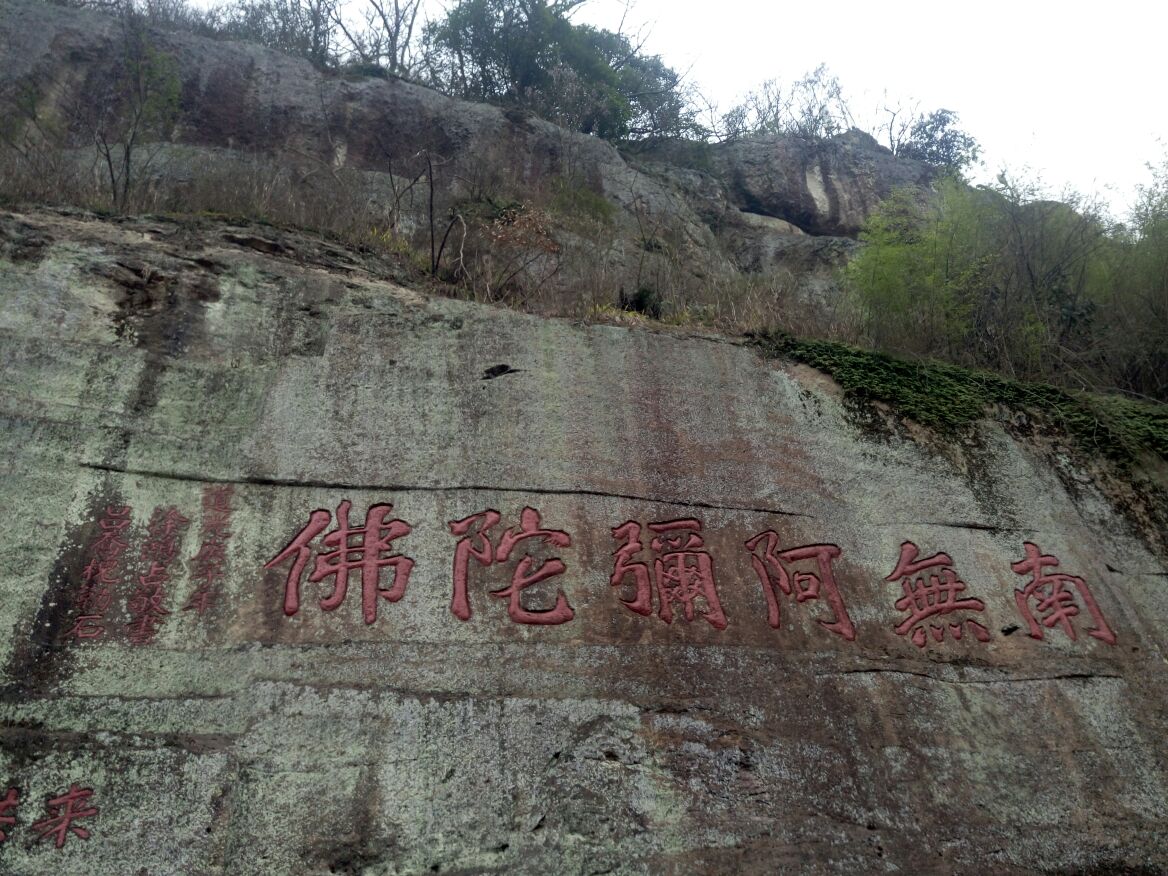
752,330,1168,466
549,179,615,225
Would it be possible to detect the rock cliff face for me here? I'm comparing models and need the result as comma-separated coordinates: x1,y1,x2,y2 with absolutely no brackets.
1,208,1166,874
711,129,934,237
0,0,933,306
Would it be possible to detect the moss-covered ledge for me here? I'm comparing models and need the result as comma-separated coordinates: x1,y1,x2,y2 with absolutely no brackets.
751,330,1168,469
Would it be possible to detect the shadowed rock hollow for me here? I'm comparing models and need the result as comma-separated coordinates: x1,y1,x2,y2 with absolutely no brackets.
0,207,1166,873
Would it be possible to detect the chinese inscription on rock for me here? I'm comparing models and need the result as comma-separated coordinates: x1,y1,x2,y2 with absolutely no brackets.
127,506,190,645
1012,542,1116,645
449,507,575,625
610,518,727,629
67,506,132,641
745,532,854,641
886,542,991,647
61,495,1123,651
265,500,414,624
184,485,234,615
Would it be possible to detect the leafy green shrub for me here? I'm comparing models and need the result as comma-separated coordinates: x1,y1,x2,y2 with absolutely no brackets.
844,171,1168,402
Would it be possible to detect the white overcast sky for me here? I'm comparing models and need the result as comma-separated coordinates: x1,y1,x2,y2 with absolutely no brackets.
568,0,1166,218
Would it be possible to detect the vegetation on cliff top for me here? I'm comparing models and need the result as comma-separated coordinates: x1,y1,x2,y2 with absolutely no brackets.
846,171,1168,404
41,0,978,160
3,0,1165,419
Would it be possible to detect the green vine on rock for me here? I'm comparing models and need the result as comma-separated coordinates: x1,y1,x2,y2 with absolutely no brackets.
751,330,1168,468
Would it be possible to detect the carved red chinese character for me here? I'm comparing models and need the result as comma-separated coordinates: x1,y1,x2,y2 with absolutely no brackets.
886,541,990,647
140,507,190,567
610,518,727,630
67,505,133,641
1011,542,1116,645
448,507,574,625
265,500,414,625
32,784,97,849
745,532,855,641
126,506,190,645
0,787,18,843
127,562,170,645
184,485,234,615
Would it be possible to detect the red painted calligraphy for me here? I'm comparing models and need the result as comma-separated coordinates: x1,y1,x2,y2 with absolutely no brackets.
1011,542,1116,645
0,787,18,842
265,500,414,624
66,506,133,641
610,519,726,630
886,541,990,647
448,507,574,625
127,507,190,645
32,784,97,849
184,485,234,615
745,532,854,641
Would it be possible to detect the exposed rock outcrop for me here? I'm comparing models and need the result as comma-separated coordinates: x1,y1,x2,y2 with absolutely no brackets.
0,207,1166,874
710,128,935,236
4,7,1166,871
0,0,932,308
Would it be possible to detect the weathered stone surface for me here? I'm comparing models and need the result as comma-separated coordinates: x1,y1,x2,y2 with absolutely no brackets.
708,129,936,237
1,208,1167,874
0,0,934,312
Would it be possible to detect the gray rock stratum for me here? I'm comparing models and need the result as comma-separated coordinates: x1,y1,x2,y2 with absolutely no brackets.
1,208,1167,873
0,0,934,308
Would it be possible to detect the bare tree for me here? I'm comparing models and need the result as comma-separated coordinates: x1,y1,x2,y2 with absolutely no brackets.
872,94,921,154
216,0,342,67
332,0,423,76
716,65,852,142
78,6,181,210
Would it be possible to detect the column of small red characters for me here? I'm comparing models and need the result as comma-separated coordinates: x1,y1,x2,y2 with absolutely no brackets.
66,506,133,641
127,506,190,645
184,486,234,615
